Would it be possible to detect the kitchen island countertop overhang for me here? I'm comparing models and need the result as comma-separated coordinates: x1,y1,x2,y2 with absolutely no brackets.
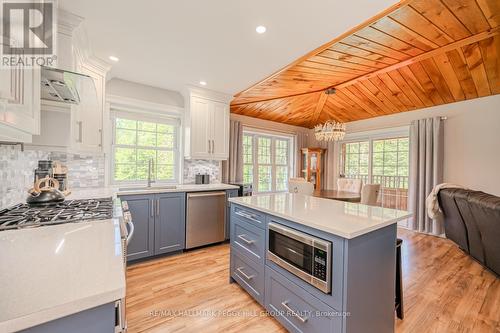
228,193,411,239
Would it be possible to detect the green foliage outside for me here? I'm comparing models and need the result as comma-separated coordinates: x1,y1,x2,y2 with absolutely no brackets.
114,118,176,182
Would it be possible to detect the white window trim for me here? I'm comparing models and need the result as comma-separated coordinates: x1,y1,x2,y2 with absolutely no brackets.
243,128,295,193
109,109,182,186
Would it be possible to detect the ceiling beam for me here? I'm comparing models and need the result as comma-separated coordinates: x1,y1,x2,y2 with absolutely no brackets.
309,92,328,127
230,27,500,107
232,0,415,99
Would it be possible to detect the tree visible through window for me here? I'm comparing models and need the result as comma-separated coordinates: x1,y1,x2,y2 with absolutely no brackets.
113,117,178,183
340,137,409,211
243,132,292,192
341,141,369,184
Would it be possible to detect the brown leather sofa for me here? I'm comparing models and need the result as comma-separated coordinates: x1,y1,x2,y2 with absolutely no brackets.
438,188,500,277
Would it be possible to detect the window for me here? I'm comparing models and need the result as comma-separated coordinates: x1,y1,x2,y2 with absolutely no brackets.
341,141,369,184
243,132,293,193
372,138,409,189
340,136,409,211
112,116,179,183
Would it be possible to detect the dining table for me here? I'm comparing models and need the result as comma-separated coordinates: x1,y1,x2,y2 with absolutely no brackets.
313,189,361,203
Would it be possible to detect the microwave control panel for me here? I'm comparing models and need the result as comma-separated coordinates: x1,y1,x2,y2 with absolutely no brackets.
313,248,328,281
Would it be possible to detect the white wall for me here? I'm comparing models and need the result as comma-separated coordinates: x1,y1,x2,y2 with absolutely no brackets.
107,78,184,108
343,95,500,196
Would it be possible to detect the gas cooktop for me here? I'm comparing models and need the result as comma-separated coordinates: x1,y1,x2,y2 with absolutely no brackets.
0,198,114,231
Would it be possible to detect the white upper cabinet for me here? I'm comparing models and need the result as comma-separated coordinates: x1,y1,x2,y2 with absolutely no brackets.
211,101,229,159
0,38,41,142
185,87,230,160
31,10,110,153
71,60,107,153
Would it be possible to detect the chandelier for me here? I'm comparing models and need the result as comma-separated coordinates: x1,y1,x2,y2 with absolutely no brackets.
314,120,346,142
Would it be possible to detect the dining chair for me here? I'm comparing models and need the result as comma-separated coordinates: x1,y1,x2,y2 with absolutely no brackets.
337,178,363,194
289,177,306,182
288,179,314,195
360,184,381,206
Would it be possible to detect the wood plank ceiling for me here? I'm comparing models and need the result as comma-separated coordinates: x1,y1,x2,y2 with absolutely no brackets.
230,0,500,128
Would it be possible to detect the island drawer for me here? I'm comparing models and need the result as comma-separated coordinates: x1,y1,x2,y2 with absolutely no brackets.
265,266,342,333
232,205,265,229
230,218,266,263
231,246,265,305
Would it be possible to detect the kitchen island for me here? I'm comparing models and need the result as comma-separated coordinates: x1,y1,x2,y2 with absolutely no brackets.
228,193,411,333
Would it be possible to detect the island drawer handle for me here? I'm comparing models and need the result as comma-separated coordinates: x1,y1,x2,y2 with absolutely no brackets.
235,210,260,222
236,267,254,280
281,301,308,323
237,234,255,245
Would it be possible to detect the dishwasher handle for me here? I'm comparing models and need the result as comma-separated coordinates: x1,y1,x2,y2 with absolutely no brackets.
187,191,226,198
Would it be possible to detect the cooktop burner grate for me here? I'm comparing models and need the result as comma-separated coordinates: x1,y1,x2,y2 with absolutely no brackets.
0,198,114,231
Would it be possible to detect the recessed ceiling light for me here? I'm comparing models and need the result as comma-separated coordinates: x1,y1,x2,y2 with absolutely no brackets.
256,25,267,34
109,56,119,62
199,81,207,86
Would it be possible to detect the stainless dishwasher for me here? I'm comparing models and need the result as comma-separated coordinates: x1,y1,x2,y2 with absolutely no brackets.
186,191,226,249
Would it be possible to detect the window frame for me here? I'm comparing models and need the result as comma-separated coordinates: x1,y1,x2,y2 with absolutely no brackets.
243,130,294,193
110,111,181,185
339,136,409,188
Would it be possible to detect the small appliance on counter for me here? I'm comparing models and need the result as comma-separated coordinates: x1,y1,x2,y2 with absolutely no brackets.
32,160,70,195
195,174,210,185
52,160,69,193
229,182,253,196
33,160,53,184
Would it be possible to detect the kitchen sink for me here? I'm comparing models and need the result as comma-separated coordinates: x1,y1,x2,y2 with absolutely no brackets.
119,185,178,192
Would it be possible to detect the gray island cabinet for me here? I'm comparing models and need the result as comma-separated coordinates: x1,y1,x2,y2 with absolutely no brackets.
229,193,411,333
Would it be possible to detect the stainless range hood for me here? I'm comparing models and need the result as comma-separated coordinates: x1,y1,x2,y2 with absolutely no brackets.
40,66,97,105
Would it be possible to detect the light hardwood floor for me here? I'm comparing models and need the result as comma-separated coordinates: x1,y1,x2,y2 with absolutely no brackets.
126,229,500,333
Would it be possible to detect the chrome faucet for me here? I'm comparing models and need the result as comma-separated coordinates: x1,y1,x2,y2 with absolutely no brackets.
147,158,156,187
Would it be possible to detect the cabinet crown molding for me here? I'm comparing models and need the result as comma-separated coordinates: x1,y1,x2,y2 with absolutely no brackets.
57,9,84,35
185,86,232,104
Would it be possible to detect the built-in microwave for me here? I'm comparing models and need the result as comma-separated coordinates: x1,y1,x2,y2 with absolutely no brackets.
267,222,332,294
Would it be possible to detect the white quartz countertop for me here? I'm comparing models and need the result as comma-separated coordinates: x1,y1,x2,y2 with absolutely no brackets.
66,183,239,200
116,183,239,196
0,219,125,332
229,193,412,239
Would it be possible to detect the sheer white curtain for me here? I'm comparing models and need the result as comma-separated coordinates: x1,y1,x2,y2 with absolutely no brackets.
222,120,243,183
295,131,308,178
408,117,444,235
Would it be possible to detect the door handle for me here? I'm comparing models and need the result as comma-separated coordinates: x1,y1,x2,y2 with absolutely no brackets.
235,211,260,223
126,220,135,245
150,200,154,217
156,199,160,216
236,267,254,280
98,128,102,147
237,234,255,245
281,301,308,323
211,140,214,154
208,139,211,154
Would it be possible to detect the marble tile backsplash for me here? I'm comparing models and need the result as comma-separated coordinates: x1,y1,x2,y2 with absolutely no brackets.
183,159,220,184
0,146,105,209
1,144,222,209
0,146,49,209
